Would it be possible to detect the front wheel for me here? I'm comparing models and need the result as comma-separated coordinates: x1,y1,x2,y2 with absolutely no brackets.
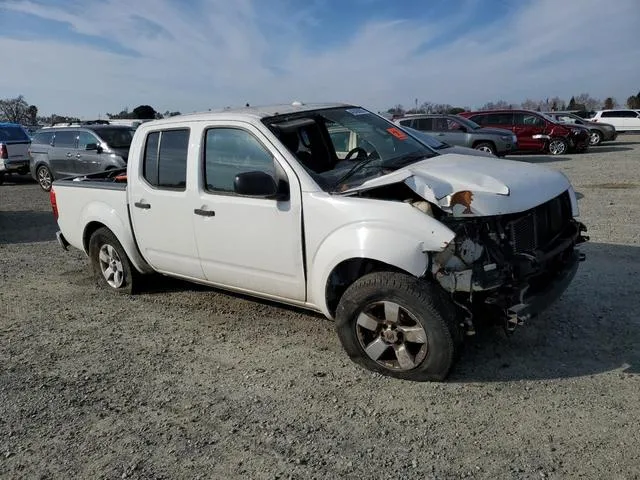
473,142,496,155
335,272,461,382
589,130,603,146
88,227,138,294
547,138,568,155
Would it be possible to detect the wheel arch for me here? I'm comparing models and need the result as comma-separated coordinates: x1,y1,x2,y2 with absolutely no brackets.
471,139,496,152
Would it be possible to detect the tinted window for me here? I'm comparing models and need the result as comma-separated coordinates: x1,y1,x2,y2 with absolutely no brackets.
158,130,189,189
398,119,413,127
486,113,514,126
468,114,487,125
414,118,433,130
622,111,639,118
204,128,276,193
78,131,99,149
53,130,78,148
32,131,55,145
95,128,134,148
143,132,160,186
514,113,544,126
431,118,449,131
0,125,30,142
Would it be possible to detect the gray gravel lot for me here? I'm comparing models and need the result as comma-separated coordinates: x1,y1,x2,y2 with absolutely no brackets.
1,137,639,479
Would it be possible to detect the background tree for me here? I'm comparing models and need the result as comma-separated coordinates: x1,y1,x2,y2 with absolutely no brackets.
567,96,576,109
574,93,600,111
0,95,29,123
520,99,538,110
627,95,640,109
386,104,405,116
132,105,157,119
603,97,616,109
447,107,466,114
479,100,512,110
26,105,38,125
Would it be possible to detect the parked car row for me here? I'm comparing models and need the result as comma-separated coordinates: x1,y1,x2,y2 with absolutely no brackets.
0,122,31,184
393,108,640,156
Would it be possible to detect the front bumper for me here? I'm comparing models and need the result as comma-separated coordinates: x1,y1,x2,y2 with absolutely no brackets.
0,158,29,173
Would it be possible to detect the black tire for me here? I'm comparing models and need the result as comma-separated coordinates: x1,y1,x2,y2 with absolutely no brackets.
589,130,603,146
0,173,4,185
547,138,568,155
473,142,496,155
335,272,462,382
88,227,138,294
17,167,29,175
36,165,53,191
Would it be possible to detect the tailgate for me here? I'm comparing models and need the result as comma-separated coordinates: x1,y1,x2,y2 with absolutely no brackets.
5,140,30,161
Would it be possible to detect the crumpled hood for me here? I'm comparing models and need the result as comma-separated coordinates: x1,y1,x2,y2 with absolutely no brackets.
343,154,574,216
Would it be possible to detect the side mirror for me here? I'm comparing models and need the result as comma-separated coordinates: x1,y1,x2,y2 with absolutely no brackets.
86,143,103,153
234,171,288,200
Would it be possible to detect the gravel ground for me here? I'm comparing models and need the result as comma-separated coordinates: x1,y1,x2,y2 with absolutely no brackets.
1,137,639,480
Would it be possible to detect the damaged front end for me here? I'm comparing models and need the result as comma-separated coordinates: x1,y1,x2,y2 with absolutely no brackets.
430,190,589,334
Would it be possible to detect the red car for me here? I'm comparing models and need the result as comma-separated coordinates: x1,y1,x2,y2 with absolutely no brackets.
458,109,590,155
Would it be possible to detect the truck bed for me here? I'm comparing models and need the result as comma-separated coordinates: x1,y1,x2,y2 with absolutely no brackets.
52,168,131,255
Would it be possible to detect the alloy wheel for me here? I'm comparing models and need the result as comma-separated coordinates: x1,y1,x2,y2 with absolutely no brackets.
98,244,125,288
355,300,428,371
37,167,52,190
548,139,567,155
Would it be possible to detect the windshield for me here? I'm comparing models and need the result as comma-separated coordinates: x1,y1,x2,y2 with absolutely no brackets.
265,106,438,192
452,115,482,130
95,128,134,148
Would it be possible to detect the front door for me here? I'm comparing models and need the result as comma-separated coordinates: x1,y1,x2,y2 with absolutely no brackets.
512,112,546,151
128,127,204,279
193,124,305,301
76,130,103,174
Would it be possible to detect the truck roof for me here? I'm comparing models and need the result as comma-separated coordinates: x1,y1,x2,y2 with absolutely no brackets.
146,102,353,126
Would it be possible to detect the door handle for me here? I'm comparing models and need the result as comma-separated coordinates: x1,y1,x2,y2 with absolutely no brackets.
134,202,151,209
76,154,81,158
436,133,445,136
194,208,215,217
66,153,72,157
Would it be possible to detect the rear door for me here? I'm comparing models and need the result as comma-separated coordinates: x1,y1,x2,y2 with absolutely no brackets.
621,111,640,131
0,125,31,164
50,130,79,176
128,127,204,279
599,111,623,129
512,112,546,150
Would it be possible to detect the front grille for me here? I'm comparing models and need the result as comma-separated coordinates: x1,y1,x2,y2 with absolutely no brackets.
506,191,572,253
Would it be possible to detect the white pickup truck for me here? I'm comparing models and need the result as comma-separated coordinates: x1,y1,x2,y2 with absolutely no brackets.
50,103,588,381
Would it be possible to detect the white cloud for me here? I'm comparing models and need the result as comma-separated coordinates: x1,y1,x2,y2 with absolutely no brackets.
1,0,638,117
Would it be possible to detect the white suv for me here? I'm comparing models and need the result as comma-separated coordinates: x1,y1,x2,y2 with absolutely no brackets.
589,109,640,132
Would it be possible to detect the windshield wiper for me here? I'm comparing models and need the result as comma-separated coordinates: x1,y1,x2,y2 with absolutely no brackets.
331,156,381,190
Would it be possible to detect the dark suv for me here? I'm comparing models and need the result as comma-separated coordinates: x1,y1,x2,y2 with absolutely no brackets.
459,109,590,155
29,124,135,191
544,111,617,146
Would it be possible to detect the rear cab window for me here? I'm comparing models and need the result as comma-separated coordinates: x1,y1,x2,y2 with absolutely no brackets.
142,129,189,190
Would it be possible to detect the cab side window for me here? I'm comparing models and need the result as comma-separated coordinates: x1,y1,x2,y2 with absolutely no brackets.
142,129,189,190
78,131,99,149
53,130,78,148
204,128,276,194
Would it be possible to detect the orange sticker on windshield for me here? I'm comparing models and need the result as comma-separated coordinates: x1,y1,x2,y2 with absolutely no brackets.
387,127,408,140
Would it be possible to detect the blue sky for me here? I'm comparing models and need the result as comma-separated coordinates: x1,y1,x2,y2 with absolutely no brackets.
1,0,638,118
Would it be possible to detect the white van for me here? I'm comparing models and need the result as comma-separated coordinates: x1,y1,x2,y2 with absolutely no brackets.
589,109,640,132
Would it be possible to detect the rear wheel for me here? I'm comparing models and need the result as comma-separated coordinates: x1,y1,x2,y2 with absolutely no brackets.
547,138,568,155
589,130,603,146
88,227,138,294
473,142,496,155
335,272,461,382
36,165,53,191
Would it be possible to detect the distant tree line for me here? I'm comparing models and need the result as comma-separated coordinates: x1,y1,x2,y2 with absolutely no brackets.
0,94,182,125
386,91,640,115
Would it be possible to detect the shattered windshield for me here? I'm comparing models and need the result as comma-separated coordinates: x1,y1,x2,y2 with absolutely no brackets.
265,106,438,192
